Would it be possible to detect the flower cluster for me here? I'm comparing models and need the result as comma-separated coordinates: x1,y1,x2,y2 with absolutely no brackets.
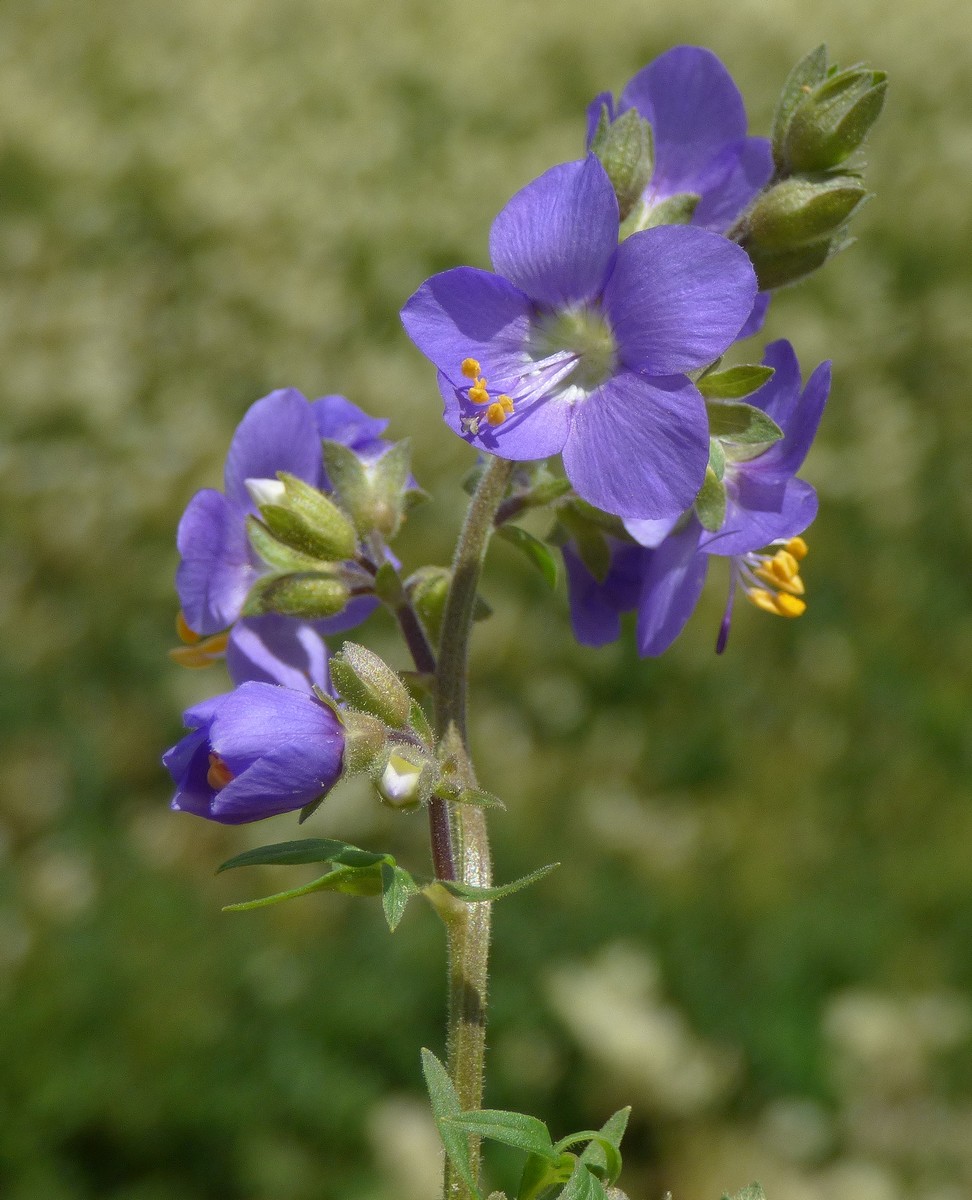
165,44,883,821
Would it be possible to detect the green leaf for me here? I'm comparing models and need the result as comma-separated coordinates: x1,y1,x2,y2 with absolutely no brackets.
560,1160,609,1200
408,697,434,745
496,524,558,589
706,402,784,445
771,44,829,170
437,862,559,903
697,365,775,400
217,838,390,873
222,863,383,911
695,465,726,533
453,788,506,811
446,1110,556,1160
381,863,417,931
581,1108,630,1167
640,190,700,229
421,1050,483,1200
708,437,726,481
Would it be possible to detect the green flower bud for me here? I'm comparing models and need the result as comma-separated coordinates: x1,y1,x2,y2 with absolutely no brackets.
329,642,412,729
406,565,452,646
590,106,655,222
740,175,868,252
375,750,429,810
242,570,350,620
322,438,414,540
772,46,887,175
247,472,358,562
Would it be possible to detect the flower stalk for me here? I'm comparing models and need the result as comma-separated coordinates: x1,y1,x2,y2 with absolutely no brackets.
434,455,514,1200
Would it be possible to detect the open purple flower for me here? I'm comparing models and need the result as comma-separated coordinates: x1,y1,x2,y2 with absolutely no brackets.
566,340,830,654
164,681,345,824
176,389,389,637
401,155,756,520
587,46,772,236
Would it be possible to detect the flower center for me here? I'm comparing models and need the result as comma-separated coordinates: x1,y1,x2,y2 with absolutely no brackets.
529,306,618,392
207,752,235,791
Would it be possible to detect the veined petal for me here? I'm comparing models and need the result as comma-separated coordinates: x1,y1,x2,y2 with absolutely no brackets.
737,292,771,341
585,91,616,147
401,267,532,382
311,394,389,453
619,46,749,197
224,389,323,507
693,137,773,232
636,522,709,656
624,515,680,547
752,346,831,479
605,225,756,374
436,371,573,462
701,479,818,557
227,616,331,693
562,371,708,519
563,541,645,647
176,489,257,636
488,157,619,308
211,682,334,770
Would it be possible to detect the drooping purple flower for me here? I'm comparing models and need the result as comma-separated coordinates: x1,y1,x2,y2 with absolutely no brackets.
176,389,389,638
587,46,772,236
401,155,756,520
164,680,345,824
566,340,830,654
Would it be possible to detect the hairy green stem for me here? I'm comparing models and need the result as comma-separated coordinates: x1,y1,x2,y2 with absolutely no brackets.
435,455,514,1200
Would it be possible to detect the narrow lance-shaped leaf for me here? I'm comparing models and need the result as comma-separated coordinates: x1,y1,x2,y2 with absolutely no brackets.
222,863,384,912
420,1050,483,1200
560,1159,609,1200
496,524,559,589
435,862,559,903
381,862,418,931
218,838,390,873
444,1110,557,1160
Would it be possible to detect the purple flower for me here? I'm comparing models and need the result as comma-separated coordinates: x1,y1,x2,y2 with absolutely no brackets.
401,155,756,520
587,46,772,235
566,340,830,654
226,613,331,693
164,681,345,824
176,389,389,637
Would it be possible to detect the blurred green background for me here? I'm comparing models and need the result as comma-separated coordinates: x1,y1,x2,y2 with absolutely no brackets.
2,0,971,1197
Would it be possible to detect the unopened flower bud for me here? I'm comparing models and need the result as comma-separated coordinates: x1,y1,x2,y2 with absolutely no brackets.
329,642,412,729
377,752,425,809
322,438,414,540
590,106,655,222
741,176,868,253
255,472,358,562
242,570,350,620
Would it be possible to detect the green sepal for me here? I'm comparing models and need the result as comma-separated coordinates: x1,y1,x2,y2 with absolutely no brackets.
329,642,412,729
555,508,611,583
444,1110,556,1160
708,437,726,481
221,863,384,911
381,862,418,931
578,1108,630,1184
241,570,350,619
217,837,390,873
434,861,559,903
421,1050,484,1200
246,515,327,573
638,191,700,230
259,472,358,561
741,176,868,251
771,44,829,172
723,1186,766,1200
706,402,783,445
496,524,558,589
698,365,775,401
695,465,727,533
590,107,655,222
297,796,326,825
406,565,451,646
408,697,434,745
747,232,852,291
373,560,404,605
321,437,413,539
516,472,572,510
785,68,887,173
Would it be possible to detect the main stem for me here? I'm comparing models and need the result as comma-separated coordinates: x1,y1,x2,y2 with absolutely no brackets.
435,455,514,1200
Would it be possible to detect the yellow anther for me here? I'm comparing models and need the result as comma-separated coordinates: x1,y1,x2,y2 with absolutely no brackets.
485,401,509,426
746,587,781,615
498,394,514,414
775,593,807,618
168,630,230,669
754,565,805,595
468,378,490,405
176,610,201,645
786,536,808,561
461,358,482,380
770,550,799,582
207,752,235,791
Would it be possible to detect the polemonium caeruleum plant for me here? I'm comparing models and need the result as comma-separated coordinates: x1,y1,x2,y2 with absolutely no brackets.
164,44,885,1200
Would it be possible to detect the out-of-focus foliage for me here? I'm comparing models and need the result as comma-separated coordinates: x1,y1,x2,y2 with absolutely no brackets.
2,1,971,1198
